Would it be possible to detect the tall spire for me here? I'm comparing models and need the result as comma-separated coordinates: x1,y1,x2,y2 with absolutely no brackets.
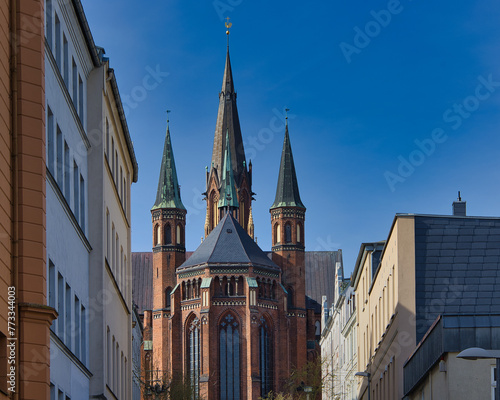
271,120,305,209
152,121,185,210
218,130,239,210
210,43,246,187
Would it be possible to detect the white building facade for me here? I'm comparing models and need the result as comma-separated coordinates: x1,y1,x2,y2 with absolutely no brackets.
45,0,97,398
45,1,137,398
321,263,358,400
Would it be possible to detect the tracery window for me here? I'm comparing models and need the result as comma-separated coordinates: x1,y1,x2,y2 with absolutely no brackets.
259,317,273,397
164,223,171,244
220,313,240,400
187,317,200,399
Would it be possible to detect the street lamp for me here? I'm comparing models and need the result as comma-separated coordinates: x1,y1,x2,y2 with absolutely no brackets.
457,347,500,400
355,371,371,400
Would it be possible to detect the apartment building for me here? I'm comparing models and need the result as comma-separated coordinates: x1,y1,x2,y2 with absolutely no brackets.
87,50,138,400
45,0,99,397
44,1,137,398
0,0,57,398
352,199,500,400
321,263,358,400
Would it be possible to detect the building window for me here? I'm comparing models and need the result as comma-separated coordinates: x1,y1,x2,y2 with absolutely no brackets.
57,272,64,339
55,13,61,69
78,75,84,122
111,138,115,177
107,327,111,385
47,107,54,174
274,223,280,244
64,141,70,200
187,317,200,398
219,313,240,400
45,0,52,48
56,125,63,187
63,34,68,86
165,287,172,309
72,58,77,108
48,261,56,331
285,222,292,243
80,174,85,233
73,161,79,223
105,119,109,160
81,305,86,365
297,223,302,243
65,283,71,347
164,224,171,245
177,224,182,245
259,317,273,398
74,295,80,358
106,209,110,261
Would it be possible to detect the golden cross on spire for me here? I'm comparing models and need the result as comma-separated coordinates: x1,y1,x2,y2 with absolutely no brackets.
225,17,232,35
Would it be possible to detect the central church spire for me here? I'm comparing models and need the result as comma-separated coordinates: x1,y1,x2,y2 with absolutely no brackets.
205,41,253,238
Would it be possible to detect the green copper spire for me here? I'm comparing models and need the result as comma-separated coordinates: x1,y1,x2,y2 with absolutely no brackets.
218,130,239,209
152,123,186,211
270,121,305,209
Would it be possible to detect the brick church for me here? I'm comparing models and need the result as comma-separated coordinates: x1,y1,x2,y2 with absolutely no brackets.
140,43,328,400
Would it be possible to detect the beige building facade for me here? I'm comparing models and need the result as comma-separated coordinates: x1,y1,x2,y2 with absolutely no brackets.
353,207,500,400
87,55,138,399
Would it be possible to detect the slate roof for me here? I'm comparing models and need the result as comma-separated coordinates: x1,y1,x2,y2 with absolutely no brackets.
178,213,279,270
271,123,305,209
132,249,341,313
152,125,185,210
210,48,247,187
131,252,154,313
413,214,500,341
304,250,343,307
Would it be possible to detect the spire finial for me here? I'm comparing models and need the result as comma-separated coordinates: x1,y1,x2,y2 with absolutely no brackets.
458,191,461,201
285,107,290,127
225,17,232,46
166,109,171,128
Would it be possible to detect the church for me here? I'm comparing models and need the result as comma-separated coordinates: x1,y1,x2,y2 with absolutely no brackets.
139,39,331,400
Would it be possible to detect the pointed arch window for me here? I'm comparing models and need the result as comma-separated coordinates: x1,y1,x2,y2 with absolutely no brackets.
164,223,171,245
285,223,292,243
176,224,183,245
220,313,240,400
165,287,172,309
259,317,273,398
274,224,281,244
297,223,302,244
155,224,161,246
187,317,200,398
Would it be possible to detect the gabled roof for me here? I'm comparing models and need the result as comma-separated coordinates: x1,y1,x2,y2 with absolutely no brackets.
218,130,239,209
178,213,279,270
210,48,247,187
271,123,305,209
152,125,185,210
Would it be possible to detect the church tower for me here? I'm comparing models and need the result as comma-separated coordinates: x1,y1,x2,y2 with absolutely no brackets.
204,45,254,238
270,119,307,370
150,120,186,376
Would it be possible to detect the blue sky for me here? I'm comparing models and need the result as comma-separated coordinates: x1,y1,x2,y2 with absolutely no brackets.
83,0,500,274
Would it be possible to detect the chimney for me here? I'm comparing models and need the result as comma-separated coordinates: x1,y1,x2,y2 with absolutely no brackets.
452,191,466,216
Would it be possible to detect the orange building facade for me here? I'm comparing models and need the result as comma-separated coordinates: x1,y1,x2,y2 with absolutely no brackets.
0,0,57,399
